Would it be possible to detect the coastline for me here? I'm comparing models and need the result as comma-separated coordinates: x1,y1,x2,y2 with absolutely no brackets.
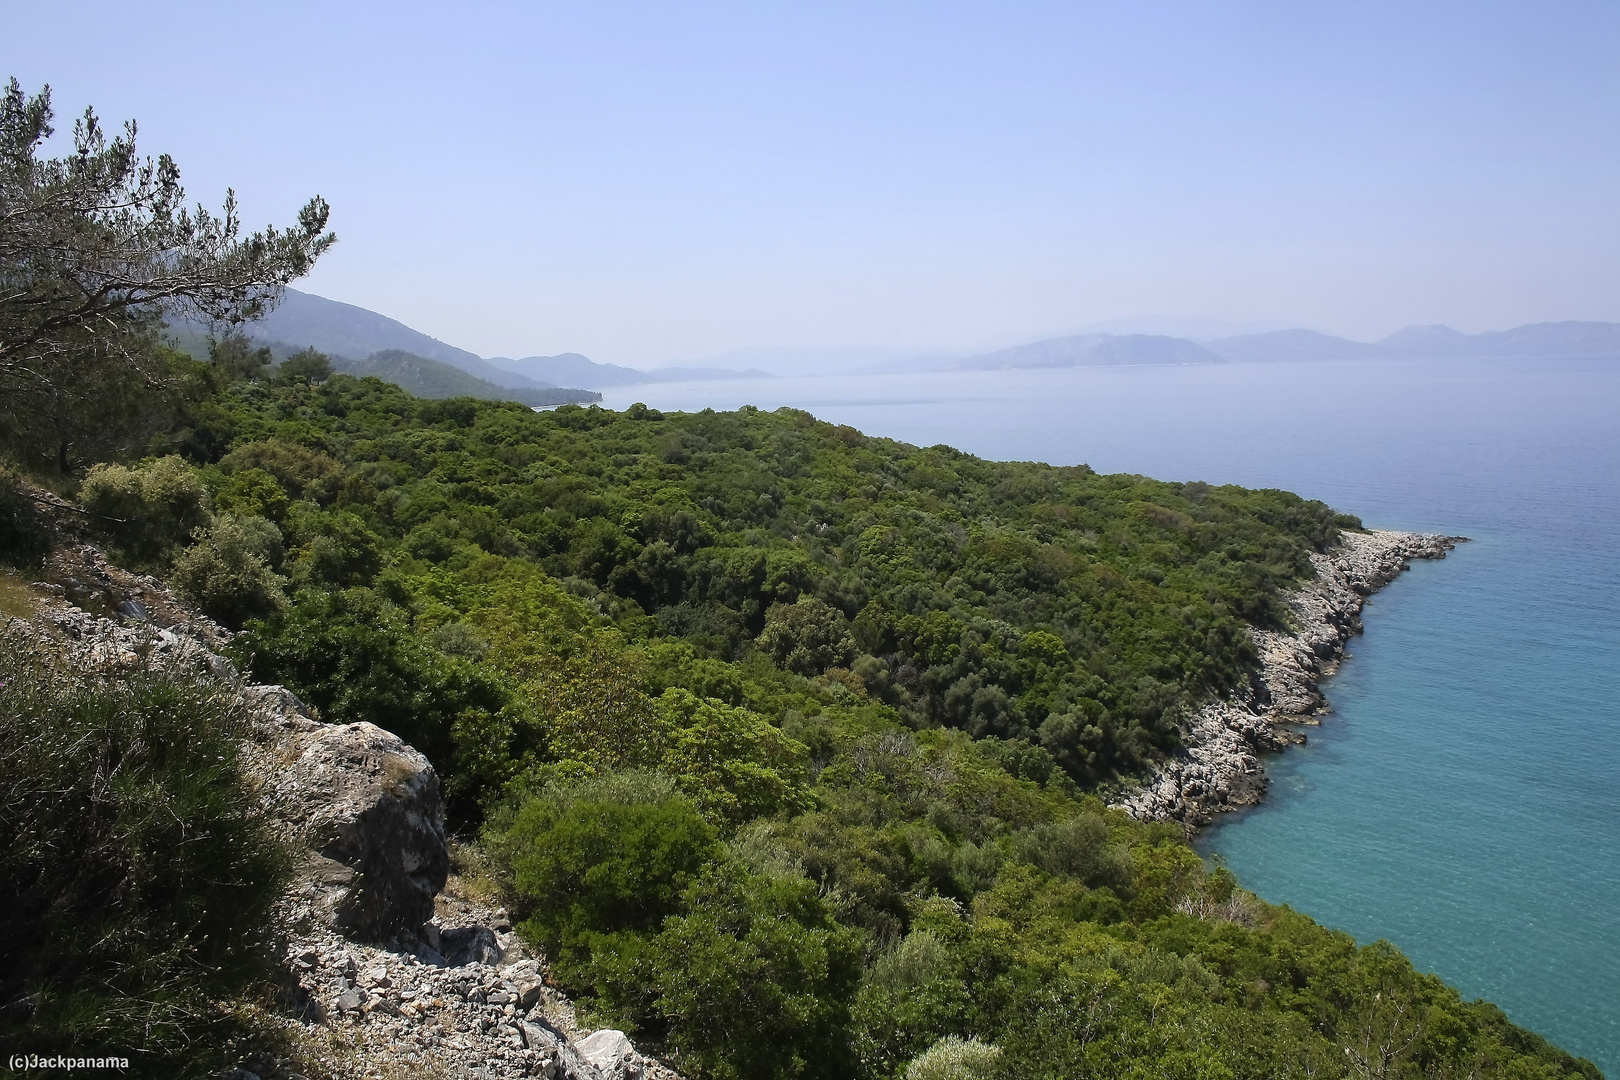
1118,528,1464,828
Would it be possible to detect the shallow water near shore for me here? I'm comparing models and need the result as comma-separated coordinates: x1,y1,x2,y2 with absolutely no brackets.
600,356,1620,1072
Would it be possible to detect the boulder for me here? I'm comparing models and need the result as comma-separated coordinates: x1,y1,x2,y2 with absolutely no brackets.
578,1029,646,1080
441,925,504,967
519,1017,606,1080
241,685,449,939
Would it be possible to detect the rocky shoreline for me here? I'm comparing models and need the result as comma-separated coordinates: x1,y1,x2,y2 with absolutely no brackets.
1117,529,1464,828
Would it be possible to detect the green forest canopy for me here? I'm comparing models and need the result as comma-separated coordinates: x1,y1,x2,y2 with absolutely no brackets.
184,373,1355,792
62,369,1592,1080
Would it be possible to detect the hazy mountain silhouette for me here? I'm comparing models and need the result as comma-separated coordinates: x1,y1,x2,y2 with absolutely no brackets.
1375,324,1480,357
1205,329,1384,362
1443,321,1620,357
246,289,555,389
333,350,599,406
948,333,1223,370
1208,321,1620,361
488,353,772,390
239,291,1620,385
242,290,767,390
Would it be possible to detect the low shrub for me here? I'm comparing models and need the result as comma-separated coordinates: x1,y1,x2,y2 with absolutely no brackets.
171,515,288,628
647,861,864,1080
79,456,210,565
905,1036,1003,1080
494,774,717,980
0,626,290,1076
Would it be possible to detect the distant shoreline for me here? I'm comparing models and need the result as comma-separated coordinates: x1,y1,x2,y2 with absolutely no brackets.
1118,528,1464,828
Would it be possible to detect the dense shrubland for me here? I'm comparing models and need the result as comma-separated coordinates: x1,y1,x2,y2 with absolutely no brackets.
3,370,1585,1078
163,374,1356,788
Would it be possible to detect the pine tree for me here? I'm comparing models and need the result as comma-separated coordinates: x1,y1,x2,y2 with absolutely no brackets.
0,78,334,470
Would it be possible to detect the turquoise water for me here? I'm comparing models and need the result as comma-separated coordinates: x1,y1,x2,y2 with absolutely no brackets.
601,357,1620,1072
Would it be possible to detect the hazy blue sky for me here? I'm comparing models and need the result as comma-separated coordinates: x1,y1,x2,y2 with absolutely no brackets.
7,2,1619,364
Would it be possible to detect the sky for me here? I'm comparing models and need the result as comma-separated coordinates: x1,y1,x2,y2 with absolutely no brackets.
7,1,1619,365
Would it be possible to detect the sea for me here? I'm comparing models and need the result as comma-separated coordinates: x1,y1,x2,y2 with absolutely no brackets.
596,357,1620,1074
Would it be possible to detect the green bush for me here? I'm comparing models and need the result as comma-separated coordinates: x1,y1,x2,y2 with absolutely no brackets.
1009,812,1133,891
499,778,717,980
79,455,210,564
905,1036,1002,1080
658,687,813,825
757,596,857,676
0,626,289,1076
217,438,342,504
648,862,864,1080
171,514,288,628
211,467,290,521
852,931,971,1079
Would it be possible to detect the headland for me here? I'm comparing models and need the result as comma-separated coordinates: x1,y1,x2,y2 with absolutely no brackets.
1119,528,1464,826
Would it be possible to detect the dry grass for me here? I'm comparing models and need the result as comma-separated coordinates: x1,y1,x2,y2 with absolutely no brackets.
258,1009,465,1080
443,837,508,909
0,571,40,620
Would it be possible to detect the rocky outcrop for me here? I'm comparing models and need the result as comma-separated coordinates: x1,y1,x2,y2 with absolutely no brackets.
27,562,449,941
36,541,233,651
7,549,683,1080
577,1030,656,1080
276,888,686,1080
241,684,450,941
284,910,594,1080
1118,529,1463,827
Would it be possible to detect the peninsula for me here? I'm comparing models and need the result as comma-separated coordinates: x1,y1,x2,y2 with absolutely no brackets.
1121,530,1464,825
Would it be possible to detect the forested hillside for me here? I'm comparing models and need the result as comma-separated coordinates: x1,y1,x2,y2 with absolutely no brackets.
27,367,1590,1079
0,77,1598,1078
180,373,1353,795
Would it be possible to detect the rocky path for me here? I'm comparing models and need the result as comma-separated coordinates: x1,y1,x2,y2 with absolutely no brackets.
6,550,680,1080
1117,529,1463,827
272,888,672,1080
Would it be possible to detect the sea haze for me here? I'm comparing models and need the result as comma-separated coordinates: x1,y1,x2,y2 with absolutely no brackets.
596,357,1620,1074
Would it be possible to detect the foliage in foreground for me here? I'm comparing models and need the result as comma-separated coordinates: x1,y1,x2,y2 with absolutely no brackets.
0,77,333,475
0,626,290,1077
479,761,1597,1080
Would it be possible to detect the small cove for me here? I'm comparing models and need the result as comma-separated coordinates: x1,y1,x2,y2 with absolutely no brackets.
602,356,1620,1071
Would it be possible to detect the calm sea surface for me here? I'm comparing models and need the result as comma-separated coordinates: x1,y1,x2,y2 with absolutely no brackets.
599,357,1620,1073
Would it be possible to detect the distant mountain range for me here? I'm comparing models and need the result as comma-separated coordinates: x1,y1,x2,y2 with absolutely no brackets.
202,290,1620,398
331,350,599,407
485,353,771,389
949,333,1222,370
942,320,1620,371
237,289,767,392
246,289,560,390
1206,321,1620,363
